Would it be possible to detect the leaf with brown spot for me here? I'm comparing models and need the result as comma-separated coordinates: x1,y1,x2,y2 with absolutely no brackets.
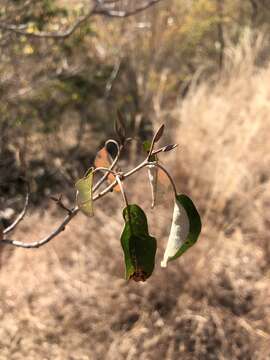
121,204,156,282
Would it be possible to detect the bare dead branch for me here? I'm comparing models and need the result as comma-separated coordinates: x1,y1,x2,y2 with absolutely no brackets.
1,137,177,249
3,181,30,235
0,0,164,39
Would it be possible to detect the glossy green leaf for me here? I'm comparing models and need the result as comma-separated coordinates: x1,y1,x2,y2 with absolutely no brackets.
121,204,157,282
161,194,201,267
75,169,94,217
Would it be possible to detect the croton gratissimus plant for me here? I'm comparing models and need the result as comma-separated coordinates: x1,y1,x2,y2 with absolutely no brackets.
0,112,201,282
75,113,202,282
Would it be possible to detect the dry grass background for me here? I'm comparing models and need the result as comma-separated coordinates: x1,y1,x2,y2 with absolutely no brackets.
1,33,270,359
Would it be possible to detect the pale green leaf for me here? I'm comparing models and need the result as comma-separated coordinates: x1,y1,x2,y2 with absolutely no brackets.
75,170,94,217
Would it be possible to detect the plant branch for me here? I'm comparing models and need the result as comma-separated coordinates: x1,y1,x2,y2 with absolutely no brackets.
3,181,30,235
115,175,129,207
50,195,73,215
93,167,118,176
1,208,79,248
150,162,178,197
1,140,177,249
95,0,163,18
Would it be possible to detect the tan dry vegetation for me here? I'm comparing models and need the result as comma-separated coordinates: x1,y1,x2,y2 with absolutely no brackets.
1,35,270,359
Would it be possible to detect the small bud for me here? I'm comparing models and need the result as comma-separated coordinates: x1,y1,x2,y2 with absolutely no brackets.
153,124,165,144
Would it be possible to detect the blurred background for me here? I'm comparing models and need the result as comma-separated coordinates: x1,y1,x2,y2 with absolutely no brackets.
0,0,270,359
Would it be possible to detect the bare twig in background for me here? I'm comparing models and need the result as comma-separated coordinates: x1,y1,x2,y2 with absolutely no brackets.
0,0,164,39
1,208,79,249
147,124,165,161
105,59,122,97
3,181,30,235
0,134,177,249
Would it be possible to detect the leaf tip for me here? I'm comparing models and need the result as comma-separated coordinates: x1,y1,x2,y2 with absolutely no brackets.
160,259,168,268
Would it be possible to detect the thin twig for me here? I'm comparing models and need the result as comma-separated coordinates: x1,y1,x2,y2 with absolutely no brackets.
93,139,121,192
3,182,30,235
150,162,178,197
50,195,73,215
0,0,164,39
93,159,148,201
115,175,129,207
2,208,79,248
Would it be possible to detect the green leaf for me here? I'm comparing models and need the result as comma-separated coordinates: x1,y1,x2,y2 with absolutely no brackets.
75,169,94,217
161,194,201,267
121,204,157,282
